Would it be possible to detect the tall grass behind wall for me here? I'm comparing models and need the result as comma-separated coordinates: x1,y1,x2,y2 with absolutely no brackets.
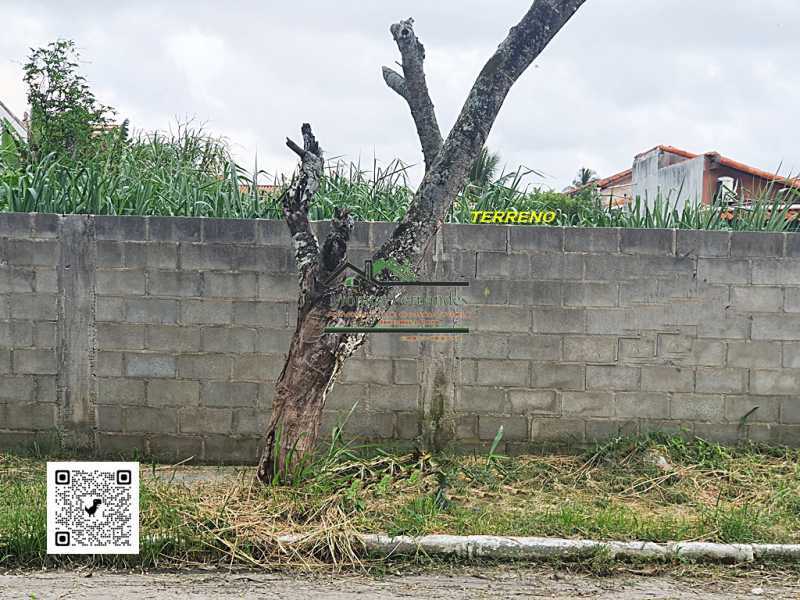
0,123,797,230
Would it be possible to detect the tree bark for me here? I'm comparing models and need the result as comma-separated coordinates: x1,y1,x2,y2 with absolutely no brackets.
257,0,587,483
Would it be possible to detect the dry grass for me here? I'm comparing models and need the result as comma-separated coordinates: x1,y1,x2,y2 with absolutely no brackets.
2,433,800,572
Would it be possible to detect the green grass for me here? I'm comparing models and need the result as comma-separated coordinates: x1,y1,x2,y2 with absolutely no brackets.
1,121,798,230
2,433,800,571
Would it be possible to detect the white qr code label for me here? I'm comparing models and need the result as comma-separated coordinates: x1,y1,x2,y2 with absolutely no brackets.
46,462,139,554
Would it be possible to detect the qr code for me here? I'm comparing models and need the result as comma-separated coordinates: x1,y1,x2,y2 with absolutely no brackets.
46,462,139,554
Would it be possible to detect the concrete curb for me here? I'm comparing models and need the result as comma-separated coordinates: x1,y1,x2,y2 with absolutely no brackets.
279,534,800,563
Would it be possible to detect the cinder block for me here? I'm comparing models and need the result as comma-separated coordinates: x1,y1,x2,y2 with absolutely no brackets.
393,359,418,384
340,358,392,384
0,213,32,237
508,335,560,360
122,242,177,269
181,299,233,324
96,241,123,267
586,419,639,441
96,270,145,295
751,259,800,285
176,354,232,380
676,230,730,258
0,350,10,374
476,360,529,386
614,392,670,419
562,391,613,417
506,281,561,306
204,272,258,298
34,268,58,293
9,293,57,320
457,334,508,358
146,325,202,352
731,286,783,312
231,354,283,382
255,219,292,246
530,418,585,443
619,337,655,362
0,375,35,401
126,406,177,433
727,341,781,368
365,334,423,358
730,232,783,257
783,343,800,368
532,308,585,334
148,216,201,242
202,218,257,243
752,315,800,341
254,329,293,354
34,375,57,402
96,405,124,431
620,229,673,256
179,407,233,434
508,227,563,252
695,367,747,394
586,309,639,335
147,434,203,461
472,306,530,332
201,381,259,407
458,387,508,413
565,227,619,253
697,315,749,340
448,223,508,251
507,389,559,415
96,433,146,456
478,416,527,441
325,383,367,411
231,301,288,326
724,395,780,424
619,279,658,304
32,213,59,238
96,296,125,322
147,380,200,407
370,384,418,411
531,363,585,391
6,240,59,266
96,352,123,377
0,321,32,348
125,297,178,324
586,255,692,281
5,402,56,429
781,398,800,424
563,336,617,363
148,271,202,297
0,266,35,292
257,273,298,301
125,353,176,378
786,288,800,313
531,254,582,280
693,423,745,444
677,340,726,368
670,394,724,421
786,233,800,258
563,282,618,307
641,366,694,392
97,378,146,405
586,365,640,390
95,215,147,240
201,326,256,353
751,370,800,395
395,412,419,439
697,258,749,284
203,434,261,464
231,408,270,435
13,349,56,374
341,412,394,439
476,252,530,279
97,323,145,350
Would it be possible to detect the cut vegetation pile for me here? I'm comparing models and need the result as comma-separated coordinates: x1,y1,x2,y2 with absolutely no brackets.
2,433,800,571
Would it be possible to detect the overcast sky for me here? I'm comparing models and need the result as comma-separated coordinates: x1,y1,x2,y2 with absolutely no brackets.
2,1,798,189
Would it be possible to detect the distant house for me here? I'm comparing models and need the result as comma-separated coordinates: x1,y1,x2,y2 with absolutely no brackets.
0,99,27,138
571,145,799,211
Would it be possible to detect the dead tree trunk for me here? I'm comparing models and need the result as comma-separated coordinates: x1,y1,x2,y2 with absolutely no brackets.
257,0,587,483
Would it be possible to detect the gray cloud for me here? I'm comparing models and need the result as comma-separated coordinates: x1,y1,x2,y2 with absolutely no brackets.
1,0,798,189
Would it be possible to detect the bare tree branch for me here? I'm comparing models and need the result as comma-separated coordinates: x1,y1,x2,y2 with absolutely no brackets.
377,0,587,266
282,123,323,292
320,207,354,277
383,18,443,171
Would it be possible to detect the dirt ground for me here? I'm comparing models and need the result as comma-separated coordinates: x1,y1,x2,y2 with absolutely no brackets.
2,568,799,599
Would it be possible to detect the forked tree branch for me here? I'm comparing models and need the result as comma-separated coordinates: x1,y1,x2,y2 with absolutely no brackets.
282,123,323,292
383,18,443,171
377,0,587,266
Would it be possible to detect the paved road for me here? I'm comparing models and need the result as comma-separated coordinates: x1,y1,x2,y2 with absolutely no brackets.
1,569,797,599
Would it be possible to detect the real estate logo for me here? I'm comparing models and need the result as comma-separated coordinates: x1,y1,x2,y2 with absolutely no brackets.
323,258,469,335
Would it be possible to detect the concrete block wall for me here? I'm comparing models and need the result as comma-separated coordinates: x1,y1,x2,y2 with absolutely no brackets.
0,212,798,462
